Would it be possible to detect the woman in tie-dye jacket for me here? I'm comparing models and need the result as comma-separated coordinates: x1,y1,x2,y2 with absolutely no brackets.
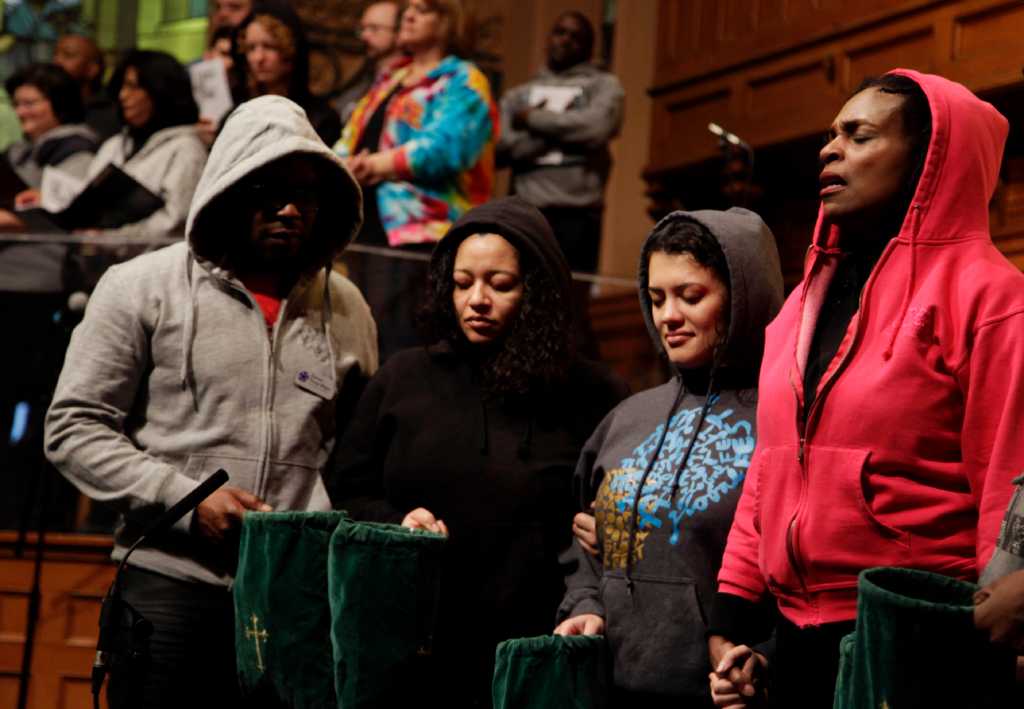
335,0,497,247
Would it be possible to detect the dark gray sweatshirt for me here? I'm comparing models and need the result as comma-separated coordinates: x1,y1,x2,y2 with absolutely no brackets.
557,208,783,700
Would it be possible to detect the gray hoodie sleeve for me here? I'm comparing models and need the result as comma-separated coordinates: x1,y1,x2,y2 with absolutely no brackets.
44,263,201,533
496,86,550,165
523,73,624,148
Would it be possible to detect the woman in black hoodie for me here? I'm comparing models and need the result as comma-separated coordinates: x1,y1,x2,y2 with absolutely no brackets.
332,196,628,705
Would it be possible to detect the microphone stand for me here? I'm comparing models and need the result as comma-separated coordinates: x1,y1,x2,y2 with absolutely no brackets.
14,299,81,709
90,468,230,709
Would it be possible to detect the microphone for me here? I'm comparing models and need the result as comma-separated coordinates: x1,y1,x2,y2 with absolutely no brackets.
707,122,750,149
138,468,229,542
91,469,230,706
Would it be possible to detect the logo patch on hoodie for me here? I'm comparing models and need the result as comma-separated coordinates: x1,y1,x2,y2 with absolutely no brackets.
901,304,936,342
596,405,753,571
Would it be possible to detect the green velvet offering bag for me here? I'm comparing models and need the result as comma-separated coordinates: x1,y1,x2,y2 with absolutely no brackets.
492,635,611,709
833,567,1016,709
327,519,446,708
234,510,347,708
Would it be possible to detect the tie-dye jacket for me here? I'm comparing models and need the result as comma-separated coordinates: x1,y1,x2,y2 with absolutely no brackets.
335,55,497,246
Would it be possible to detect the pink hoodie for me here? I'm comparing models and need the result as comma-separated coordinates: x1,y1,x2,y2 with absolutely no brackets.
717,70,1024,627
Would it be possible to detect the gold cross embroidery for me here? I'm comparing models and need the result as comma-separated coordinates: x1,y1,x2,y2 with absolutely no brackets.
245,613,269,672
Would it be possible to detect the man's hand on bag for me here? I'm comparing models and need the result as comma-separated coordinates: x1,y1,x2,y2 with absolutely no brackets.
975,569,1024,652
572,504,599,557
401,507,449,536
553,613,604,636
194,487,272,543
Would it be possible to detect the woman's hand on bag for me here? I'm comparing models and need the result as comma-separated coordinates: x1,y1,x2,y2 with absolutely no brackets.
708,641,768,708
572,506,599,556
975,569,1024,652
402,507,448,536
553,613,604,636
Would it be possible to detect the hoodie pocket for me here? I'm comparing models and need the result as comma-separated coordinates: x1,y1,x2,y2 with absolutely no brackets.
182,453,260,498
752,447,806,593
600,573,711,698
797,447,910,591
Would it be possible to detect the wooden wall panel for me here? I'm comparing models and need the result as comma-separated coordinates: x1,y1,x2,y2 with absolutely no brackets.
0,590,29,643
954,2,1024,61
0,534,115,709
653,0,940,87
0,673,20,706
846,29,935,85
648,0,1024,172
643,0,1024,283
651,88,732,173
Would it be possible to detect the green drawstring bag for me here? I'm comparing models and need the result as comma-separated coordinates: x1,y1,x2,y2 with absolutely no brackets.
234,510,347,708
492,635,611,709
833,567,1016,709
327,519,446,708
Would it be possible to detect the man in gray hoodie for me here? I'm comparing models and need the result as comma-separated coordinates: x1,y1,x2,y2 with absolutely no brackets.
497,11,623,354
44,95,377,708
497,11,623,276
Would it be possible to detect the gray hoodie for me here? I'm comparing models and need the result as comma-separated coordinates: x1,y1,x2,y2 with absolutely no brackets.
44,96,378,587
497,63,623,209
557,208,783,699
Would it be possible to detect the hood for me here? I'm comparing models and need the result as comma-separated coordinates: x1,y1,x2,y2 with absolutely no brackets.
185,95,362,272
431,195,572,308
813,69,1009,250
639,207,784,381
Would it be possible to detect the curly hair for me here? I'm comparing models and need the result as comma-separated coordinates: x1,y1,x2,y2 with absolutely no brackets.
420,236,574,398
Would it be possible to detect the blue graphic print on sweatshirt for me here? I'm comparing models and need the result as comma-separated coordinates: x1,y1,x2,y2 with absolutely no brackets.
595,401,754,570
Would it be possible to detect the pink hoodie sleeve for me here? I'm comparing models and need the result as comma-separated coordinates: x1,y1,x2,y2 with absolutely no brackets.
958,309,1024,572
716,447,768,602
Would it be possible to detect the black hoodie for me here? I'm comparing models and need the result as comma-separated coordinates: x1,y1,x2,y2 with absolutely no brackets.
331,197,628,702
557,208,784,702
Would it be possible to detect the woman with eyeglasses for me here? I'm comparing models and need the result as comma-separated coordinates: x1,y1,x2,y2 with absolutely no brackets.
335,0,497,360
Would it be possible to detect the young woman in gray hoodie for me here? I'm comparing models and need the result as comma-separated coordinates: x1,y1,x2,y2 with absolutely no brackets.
555,209,783,706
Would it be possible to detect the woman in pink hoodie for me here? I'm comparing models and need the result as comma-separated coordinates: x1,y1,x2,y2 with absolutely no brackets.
706,70,1024,707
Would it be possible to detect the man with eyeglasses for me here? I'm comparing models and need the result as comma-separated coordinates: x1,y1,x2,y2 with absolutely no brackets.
333,1,403,125
44,95,377,708
497,10,624,356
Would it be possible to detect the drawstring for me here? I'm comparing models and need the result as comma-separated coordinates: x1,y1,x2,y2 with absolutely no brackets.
320,264,338,391
883,204,920,360
667,365,719,507
179,251,197,393
624,378,687,596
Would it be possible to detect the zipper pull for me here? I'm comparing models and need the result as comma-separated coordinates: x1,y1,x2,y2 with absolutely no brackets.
798,438,805,464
